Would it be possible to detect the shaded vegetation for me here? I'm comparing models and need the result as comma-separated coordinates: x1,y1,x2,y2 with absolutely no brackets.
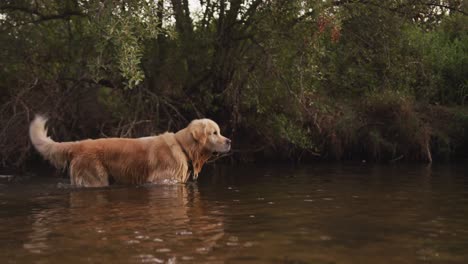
0,0,467,169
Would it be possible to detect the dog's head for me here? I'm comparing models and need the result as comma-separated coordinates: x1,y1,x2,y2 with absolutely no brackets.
188,119,231,154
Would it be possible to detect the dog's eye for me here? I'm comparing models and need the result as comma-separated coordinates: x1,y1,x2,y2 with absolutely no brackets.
213,131,218,135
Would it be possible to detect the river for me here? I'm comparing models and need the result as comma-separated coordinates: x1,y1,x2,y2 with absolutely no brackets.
1,163,467,263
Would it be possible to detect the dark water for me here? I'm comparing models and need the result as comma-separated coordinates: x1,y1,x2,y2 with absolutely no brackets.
1,164,468,264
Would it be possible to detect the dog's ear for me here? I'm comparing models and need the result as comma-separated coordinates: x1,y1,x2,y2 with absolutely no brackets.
191,121,207,145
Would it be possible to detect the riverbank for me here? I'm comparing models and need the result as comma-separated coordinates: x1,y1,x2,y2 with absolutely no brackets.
1,96,468,172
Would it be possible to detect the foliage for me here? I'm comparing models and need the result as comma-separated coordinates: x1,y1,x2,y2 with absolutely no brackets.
0,0,467,168
405,14,468,104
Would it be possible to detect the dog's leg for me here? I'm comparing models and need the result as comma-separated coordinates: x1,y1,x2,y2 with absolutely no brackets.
70,158,83,186
148,169,185,184
70,157,109,187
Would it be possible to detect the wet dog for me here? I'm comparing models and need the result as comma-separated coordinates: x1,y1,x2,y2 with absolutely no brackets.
29,115,231,187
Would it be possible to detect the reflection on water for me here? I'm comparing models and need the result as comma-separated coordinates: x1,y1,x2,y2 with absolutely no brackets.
1,184,225,263
1,164,468,263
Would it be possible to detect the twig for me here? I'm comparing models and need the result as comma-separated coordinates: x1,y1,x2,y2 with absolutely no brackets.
389,154,404,163
207,152,232,163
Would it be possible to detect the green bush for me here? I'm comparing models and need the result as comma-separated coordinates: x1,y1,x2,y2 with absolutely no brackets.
405,14,468,104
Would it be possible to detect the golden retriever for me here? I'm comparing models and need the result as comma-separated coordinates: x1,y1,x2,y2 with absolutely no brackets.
29,115,231,187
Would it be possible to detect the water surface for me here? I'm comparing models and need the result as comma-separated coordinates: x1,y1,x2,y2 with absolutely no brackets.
1,164,468,263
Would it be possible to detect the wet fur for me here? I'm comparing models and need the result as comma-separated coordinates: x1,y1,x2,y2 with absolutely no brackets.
29,115,229,187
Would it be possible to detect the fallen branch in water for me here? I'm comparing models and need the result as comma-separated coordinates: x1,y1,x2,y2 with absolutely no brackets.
207,152,232,164
389,155,404,163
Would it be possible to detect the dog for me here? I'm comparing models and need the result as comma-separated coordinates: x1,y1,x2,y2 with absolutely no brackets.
29,115,231,187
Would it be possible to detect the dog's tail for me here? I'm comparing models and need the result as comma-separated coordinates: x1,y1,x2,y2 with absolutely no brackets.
29,115,73,169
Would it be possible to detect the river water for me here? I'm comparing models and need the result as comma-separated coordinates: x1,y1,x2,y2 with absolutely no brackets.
1,164,467,263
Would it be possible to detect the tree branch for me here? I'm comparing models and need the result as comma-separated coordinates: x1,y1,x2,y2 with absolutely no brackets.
0,5,85,24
